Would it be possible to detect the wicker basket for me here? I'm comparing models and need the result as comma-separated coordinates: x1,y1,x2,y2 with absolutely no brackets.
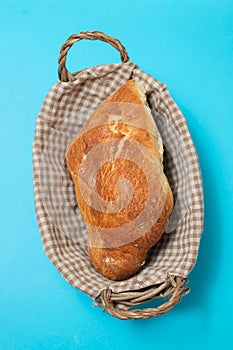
33,31,203,320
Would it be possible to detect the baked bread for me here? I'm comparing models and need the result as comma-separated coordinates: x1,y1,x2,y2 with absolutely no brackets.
66,79,174,281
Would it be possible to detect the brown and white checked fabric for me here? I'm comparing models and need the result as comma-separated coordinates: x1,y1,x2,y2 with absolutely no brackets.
33,61,204,300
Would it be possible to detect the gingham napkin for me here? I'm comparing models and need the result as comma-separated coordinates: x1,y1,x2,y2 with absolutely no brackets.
33,61,203,299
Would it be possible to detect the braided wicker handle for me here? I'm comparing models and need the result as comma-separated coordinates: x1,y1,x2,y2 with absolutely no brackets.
58,30,129,82
100,276,189,320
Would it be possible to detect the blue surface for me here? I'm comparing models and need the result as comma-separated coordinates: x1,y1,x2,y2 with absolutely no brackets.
0,1,232,349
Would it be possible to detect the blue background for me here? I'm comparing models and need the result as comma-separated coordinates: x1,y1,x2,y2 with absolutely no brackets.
0,1,232,349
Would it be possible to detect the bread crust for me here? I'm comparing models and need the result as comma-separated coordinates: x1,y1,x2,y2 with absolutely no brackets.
66,79,173,280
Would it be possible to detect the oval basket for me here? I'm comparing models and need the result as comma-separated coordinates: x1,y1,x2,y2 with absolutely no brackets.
33,31,204,320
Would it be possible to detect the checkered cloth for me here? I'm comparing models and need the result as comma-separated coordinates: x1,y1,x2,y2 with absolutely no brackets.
33,61,203,299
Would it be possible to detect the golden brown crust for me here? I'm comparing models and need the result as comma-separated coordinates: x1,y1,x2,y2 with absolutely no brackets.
87,188,173,281
66,79,174,281
104,79,146,106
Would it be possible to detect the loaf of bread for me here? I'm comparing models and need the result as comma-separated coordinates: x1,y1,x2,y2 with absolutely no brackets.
66,79,174,281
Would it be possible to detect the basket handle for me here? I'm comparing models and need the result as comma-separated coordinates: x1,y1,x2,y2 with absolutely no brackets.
100,276,189,320
58,30,130,82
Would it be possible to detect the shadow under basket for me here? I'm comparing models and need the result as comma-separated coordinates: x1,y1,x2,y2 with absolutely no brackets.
33,31,204,320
